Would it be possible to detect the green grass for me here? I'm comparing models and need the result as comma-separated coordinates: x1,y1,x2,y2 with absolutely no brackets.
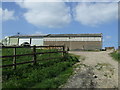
2,47,79,88
110,51,120,62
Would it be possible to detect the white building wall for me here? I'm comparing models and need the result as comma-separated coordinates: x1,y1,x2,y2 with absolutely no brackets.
19,38,30,45
31,38,43,46
19,38,44,46
6,37,10,45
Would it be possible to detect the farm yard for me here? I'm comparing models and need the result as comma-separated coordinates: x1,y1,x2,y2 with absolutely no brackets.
2,46,79,88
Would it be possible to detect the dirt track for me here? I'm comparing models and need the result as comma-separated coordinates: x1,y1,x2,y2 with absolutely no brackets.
62,51,118,88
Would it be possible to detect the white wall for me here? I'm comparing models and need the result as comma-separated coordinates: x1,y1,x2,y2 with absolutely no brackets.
6,37,10,45
31,38,43,46
19,38,43,46
19,38,30,45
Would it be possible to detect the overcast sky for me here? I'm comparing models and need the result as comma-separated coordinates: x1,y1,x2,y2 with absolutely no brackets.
1,1,118,48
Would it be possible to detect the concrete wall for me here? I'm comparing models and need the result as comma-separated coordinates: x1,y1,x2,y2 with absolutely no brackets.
44,41,102,50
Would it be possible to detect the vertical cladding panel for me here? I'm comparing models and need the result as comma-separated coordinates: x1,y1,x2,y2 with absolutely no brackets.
9,38,18,45
70,41,81,50
44,41,102,50
70,41,102,50
85,41,102,50
43,36,102,50
31,38,43,46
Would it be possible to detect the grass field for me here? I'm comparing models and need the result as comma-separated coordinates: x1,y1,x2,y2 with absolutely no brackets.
2,47,79,88
110,51,120,62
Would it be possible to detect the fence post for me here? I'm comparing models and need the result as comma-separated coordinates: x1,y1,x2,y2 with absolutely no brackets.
63,45,65,57
13,47,16,69
33,45,36,65
48,46,50,58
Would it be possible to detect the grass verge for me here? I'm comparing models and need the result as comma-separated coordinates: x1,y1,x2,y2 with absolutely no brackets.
2,48,79,88
110,51,120,62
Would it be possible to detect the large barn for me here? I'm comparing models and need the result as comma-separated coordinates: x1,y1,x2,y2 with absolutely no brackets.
5,33,103,50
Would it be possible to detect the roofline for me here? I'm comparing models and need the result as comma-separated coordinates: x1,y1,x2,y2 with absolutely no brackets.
7,33,103,38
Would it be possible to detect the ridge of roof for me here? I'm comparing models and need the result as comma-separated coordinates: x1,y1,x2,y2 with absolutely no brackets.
8,33,102,38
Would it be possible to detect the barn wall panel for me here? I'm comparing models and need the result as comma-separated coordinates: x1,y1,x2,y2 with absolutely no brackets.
9,38,18,45
31,38,43,46
44,41,102,50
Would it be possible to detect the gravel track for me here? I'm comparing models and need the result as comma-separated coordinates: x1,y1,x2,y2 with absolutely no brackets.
62,51,118,88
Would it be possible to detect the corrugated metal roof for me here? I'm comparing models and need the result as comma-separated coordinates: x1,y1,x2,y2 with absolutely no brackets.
8,33,102,38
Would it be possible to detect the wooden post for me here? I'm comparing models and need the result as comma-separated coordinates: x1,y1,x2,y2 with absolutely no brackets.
33,45,36,65
48,46,50,57
13,47,16,69
63,45,65,57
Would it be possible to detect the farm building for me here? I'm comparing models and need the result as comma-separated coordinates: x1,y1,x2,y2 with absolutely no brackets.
5,33,103,50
